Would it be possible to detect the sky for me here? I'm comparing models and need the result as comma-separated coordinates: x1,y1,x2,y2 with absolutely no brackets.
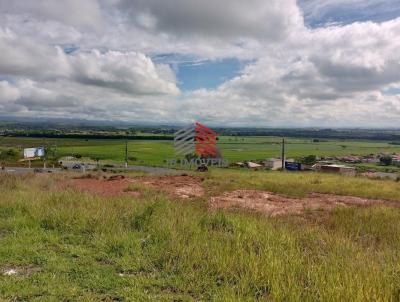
0,0,400,127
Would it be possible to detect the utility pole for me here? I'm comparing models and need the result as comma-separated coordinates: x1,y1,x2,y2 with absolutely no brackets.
43,139,46,169
125,140,128,168
281,137,285,170
53,144,57,167
43,145,46,169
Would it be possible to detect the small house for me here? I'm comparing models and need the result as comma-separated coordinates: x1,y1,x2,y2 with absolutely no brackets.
264,158,282,170
320,164,356,176
264,158,294,170
246,161,263,169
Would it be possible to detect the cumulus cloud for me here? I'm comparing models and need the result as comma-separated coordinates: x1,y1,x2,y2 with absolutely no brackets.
116,0,304,40
70,50,179,95
0,78,178,123
0,0,400,127
0,28,71,79
0,0,103,28
171,16,400,127
299,0,400,26
0,27,179,98
0,81,20,103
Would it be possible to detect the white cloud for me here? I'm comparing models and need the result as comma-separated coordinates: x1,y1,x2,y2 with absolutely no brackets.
0,27,179,96
0,0,400,127
0,28,72,79
0,0,103,28
172,16,400,127
0,81,20,103
0,79,178,123
299,0,400,26
70,50,179,95
116,0,304,40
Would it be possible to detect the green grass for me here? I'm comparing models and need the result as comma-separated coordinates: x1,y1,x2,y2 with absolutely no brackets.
1,173,400,300
205,169,400,200
355,162,400,173
3,136,400,167
218,136,400,162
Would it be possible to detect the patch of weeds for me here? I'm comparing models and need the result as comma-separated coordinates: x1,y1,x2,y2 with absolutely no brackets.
310,178,322,185
131,202,160,231
123,183,142,193
0,205,17,218
200,211,235,233
251,284,271,300
100,294,124,301
107,241,126,257
73,173,99,180
124,183,162,197
0,174,22,191
40,218,57,231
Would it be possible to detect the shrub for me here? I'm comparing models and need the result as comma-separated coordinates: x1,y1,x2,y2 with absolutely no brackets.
0,148,20,161
380,156,392,166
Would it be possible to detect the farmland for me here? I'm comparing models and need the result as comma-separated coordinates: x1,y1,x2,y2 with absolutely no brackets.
2,136,400,166
2,170,400,300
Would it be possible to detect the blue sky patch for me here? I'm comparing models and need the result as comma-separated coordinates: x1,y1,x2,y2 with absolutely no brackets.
383,87,400,95
153,54,246,91
61,44,79,54
176,58,245,91
299,0,400,28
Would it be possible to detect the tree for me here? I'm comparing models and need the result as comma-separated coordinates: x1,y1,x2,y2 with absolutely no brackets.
301,155,317,165
380,156,392,166
0,148,20,161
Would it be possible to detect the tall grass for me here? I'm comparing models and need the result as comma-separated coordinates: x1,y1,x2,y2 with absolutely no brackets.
1,173,400,300
207,169,400,200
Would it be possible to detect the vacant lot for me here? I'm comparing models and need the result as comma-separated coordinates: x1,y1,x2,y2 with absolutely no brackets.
1,170,400,300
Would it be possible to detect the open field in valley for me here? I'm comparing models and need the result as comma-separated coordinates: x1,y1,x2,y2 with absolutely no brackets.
1,170,400,300
2,136,400,166
2,134,400,300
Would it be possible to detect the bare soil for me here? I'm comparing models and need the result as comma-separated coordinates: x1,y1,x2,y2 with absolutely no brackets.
2,265,41,276
134,175,204,199
210,190,399,216
60,176,139,198
59,175,204,199
59,175,399,216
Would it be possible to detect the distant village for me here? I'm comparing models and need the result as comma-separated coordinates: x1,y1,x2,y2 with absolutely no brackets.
234,153,400,180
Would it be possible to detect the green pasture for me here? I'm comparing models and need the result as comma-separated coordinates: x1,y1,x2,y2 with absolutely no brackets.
2,136,400,166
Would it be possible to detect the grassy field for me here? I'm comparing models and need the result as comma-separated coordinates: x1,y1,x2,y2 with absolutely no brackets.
205,169,400,200
2,136,400,166
1,171,400,300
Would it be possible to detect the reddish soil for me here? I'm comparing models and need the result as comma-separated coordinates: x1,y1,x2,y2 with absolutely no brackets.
59,175,204,199
210,190,399,216
60,176,139,198
59,175,399,216
133,175,204,199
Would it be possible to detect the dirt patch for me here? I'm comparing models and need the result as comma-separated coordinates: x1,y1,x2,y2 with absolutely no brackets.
59,177,139,198
108,175,125,181
131,175,204,199
210,190,399,216
59,176,396,216
2,265,41,277
59,175,204,199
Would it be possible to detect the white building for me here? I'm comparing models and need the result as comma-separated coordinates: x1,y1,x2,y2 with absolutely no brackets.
264,158,294,170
